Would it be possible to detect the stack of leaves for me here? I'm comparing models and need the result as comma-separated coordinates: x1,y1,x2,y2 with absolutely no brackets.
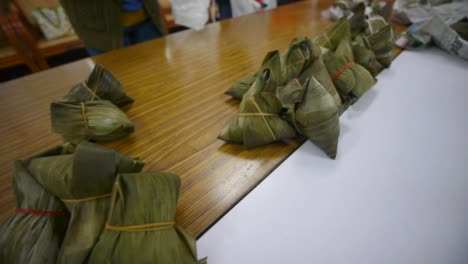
89,172,207,264
28,141,144,264
52,64,135,145
0,151,69,264
63,65,134,107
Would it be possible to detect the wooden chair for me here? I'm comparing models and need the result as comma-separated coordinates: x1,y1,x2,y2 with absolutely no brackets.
0,3,41,72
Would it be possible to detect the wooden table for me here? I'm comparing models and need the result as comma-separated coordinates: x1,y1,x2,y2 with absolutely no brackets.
0,0,406,237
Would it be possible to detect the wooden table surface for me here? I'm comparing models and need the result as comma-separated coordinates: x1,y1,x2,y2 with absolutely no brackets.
0,0,406,237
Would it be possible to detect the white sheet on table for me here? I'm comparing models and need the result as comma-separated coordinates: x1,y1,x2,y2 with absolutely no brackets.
197,48,468,264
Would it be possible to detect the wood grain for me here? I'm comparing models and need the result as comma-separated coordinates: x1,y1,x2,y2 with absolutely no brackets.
0,0,407,238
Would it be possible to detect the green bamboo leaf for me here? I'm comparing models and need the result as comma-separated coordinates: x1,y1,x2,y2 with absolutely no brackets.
51,100,134,144
28,142,144,264
63,65,134,107
88,172,204,264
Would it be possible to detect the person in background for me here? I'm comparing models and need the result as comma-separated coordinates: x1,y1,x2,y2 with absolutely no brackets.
217,0,232,20
278,0,297,5
60,0,167,56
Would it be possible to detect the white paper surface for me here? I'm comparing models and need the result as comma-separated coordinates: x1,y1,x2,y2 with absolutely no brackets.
198,49,468,264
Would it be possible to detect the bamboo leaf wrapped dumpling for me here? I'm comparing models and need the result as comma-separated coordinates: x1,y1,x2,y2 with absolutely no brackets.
366,24,394,67
352,34,384,76
63,64,134,107
323,36,376,105
28,142,144,264
0,154,69,264
225,50,281,100
219,70,296,148
89,172,206,264
294,77,340,159
281,37,318,82
313,17,351,50
299,53,342,110
51,100,134,144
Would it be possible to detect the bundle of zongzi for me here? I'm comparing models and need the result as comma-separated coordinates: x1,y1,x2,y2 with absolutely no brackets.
63,64,134,107
0,154,69,264
293,77,340,159
323,36,376,105
28,142,144,264
352,34,384,76
89,172,206,264
51,100,134,144
219,69,296,148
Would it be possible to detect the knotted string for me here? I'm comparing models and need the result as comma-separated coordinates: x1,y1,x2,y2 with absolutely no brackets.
81,81,101,101
250,98,277,141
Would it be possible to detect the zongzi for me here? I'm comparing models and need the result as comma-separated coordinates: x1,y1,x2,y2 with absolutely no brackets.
294,77,340,159
219,69,296,148
28,141,144,264
63,64,134,107
313,17,351,50
352,34,384,76
89,172,206,264
51,100,134,144
366,24,395,67
323,36,376,105
0,154,69,264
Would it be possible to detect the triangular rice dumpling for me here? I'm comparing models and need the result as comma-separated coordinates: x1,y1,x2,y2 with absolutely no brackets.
28,142,144,264
63,65,134,107
51,100,134,144
324,36,376,105
313,17,351,50
89,172,206,264
225,50,282,100
294,77,340,159
0,153,69,264
299,52,342,110
352,34,384,76
219,69,296,148
224,73,258,100
364,14,388,36
348,2,366,37
366,24,394,67
281,37,318,82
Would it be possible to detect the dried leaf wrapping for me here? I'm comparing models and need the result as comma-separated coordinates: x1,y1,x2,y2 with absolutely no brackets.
294,77,340,159
51,100,134,144
0,156,69,264
63,65,134,107
219,70,296,148
89,173,204,264
28,142,144,264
